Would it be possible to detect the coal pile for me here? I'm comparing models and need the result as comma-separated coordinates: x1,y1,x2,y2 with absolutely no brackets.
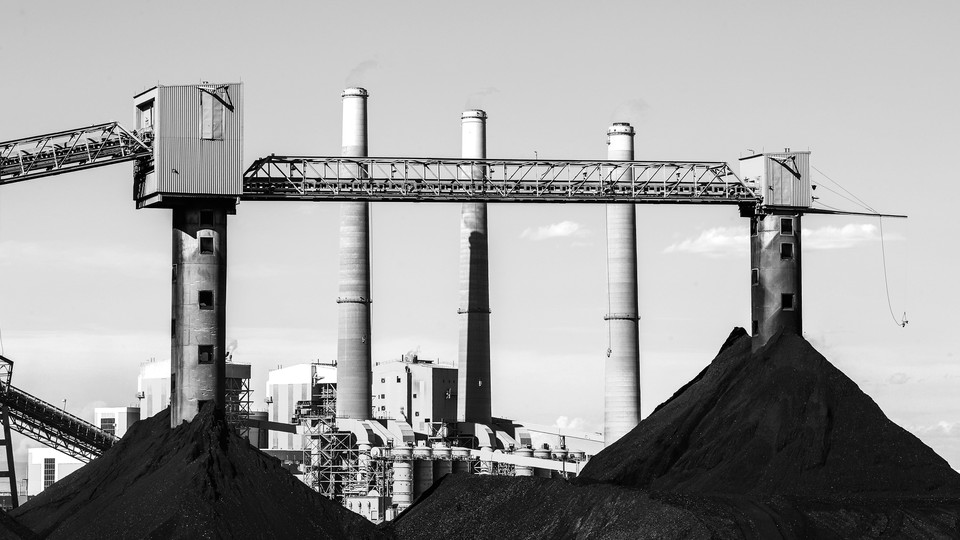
11,404,386,540
391,329,960,539
0,509,39,540
579,328,960,496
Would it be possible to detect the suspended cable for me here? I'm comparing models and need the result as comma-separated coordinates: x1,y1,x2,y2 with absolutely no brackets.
878,216,908,328
811,165,877,213
810,165,906,328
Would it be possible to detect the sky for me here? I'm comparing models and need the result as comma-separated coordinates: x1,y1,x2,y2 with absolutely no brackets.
1,0,958,482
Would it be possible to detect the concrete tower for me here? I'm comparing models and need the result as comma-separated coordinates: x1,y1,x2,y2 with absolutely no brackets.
336,87,373,420
740,150,810,348
171,202,231,426
603,122,640,447
457,109,492,425
750,213,802,346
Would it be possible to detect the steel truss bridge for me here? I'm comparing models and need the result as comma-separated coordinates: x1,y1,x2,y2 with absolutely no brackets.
241,156,758,205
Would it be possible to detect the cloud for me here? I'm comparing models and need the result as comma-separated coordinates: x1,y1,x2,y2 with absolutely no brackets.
663,227,748,258
912,421,958,437
520,220,588,241
345,59,379,88
663,223,901,257
555,416,590,431
887,372,910,385
465,87,499,110
801,223,891,250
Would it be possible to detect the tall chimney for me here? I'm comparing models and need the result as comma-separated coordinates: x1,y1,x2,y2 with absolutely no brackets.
336,87,372,420
457,110,492,424
603,122,640,446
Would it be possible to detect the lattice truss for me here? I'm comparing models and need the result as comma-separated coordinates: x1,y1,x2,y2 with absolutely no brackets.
244,157,759,204
0,356,117,462
224,376,251,438
0,123,151,184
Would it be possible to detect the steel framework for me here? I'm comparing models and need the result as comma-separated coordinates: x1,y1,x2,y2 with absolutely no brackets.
224,375,251,439
0,122,151,185
0,356,117,463
297,385,364,502
243,157,759,204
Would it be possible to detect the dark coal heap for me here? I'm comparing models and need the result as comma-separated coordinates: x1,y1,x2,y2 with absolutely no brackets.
11,404,385,540
391,329,960,539
579,328,960,496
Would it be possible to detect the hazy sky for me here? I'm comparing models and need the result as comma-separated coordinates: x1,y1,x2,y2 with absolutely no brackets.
1,0,957,475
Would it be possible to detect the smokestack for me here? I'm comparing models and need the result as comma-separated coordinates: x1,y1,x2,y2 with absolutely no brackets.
457,109,491,425
604,122,640,446
336,87,372,420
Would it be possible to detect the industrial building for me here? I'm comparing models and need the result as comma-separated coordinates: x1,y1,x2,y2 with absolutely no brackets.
27,448,81,498
93,407,140,438
0,80,890,522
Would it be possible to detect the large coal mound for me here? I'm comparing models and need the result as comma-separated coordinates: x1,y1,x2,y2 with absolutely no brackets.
390,329,960,539
578,329,960,497
11,404,385,540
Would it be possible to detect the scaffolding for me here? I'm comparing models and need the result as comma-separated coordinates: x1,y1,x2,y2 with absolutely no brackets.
297,384,361,502
224,374,251,438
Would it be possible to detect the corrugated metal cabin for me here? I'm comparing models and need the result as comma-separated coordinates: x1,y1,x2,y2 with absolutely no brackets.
739,150,811,208
133,82,243,208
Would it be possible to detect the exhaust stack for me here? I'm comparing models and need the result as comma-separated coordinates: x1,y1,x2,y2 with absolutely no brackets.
336,87,373,420
603,122,640,446
457,110,492,424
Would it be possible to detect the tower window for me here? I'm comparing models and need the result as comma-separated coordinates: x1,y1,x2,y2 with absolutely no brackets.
780,242,794,260
780,217,794,236
782,293,795,311
750,219,758,237
752,320,759,335
751,268,759,285
172,264,178,283
200,236,214,254
198,345,214,364
198,290,214,310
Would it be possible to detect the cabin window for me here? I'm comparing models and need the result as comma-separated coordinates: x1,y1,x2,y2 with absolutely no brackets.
200,236,214,254
200,91,224,140
199,290,214,310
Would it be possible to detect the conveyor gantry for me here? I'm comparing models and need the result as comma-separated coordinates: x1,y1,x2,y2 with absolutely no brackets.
0,355,117,463
242,156,760,205
0,122,152,185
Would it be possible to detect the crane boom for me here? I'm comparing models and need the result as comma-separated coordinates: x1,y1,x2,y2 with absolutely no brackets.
0,122,151,185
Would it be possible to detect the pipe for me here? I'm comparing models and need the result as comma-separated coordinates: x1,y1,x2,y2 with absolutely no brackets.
457,109,492,425
603,122,640,447
336,88,373,420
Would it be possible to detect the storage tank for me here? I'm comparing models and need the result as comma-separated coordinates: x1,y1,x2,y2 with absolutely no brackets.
514,446,533,477
392,462,413,508
413,459,434,499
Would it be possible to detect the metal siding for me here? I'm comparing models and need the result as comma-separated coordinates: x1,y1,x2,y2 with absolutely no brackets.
764,152,811,208
155,83,242,198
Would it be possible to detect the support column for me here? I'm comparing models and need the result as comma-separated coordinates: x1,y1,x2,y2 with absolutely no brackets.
171,202,231,427
457,110,491,425
603,122,640,447
336,87,373,421
750,212,802,348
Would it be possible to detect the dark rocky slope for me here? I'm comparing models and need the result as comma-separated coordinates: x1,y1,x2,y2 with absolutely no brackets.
11,404,386,540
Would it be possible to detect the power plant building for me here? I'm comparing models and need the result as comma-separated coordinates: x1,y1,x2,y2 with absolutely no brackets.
26,448,82,497
93,407,140,438
372,355,457,433
266,363,336,450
